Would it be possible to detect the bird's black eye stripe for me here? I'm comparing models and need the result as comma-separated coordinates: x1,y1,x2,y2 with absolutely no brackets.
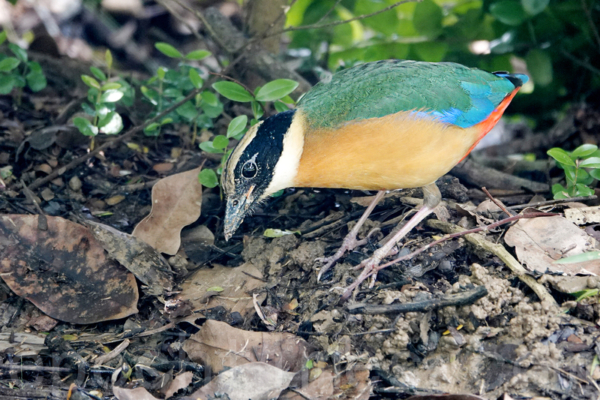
242,161,257,178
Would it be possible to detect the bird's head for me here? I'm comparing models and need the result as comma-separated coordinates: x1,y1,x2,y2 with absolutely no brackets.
221,109,304,240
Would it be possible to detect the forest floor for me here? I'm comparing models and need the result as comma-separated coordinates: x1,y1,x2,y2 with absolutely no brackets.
2,4,600,400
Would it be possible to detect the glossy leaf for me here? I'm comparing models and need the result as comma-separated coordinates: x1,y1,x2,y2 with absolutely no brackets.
274,100,289,113
81,75,101,89
26,70,46,92
9,43,27,62
0,75,15,94
90,66,107,81
73,117,98,136
522,0,549,15
526,49,553,86
579,157,600,168
255,79,299,102
155,42,183,58
590,169,600,180
413,0,443,37
198,169,219,188
572,144,598,159
105,49,113,69
201,90,218,107
212,135,229,150
98,112,123,135
189,68,203,89
199,141,221,154
227,115,248,138
490,1,528,26
101,82,122,91
212,81,253,102
0,57,20,72
176,101,198,120
251,100,264,119
186,50,211,60
547,148,575,166
100,89,124,103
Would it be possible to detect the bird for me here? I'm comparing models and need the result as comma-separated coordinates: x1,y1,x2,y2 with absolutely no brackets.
220,59,528,297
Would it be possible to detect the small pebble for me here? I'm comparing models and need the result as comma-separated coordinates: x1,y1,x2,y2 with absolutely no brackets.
106,195,125,206
69,176,82,191
41,188,54,201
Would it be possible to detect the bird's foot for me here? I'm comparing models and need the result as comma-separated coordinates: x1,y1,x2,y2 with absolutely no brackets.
340,247,390,300
316,227,380,281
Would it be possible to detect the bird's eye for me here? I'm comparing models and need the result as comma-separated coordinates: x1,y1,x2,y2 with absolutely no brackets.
242,161,257,178
232,200,239,206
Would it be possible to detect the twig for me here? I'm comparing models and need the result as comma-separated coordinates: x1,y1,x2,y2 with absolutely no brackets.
508,195,597,211
427,219,557,306
342,212,558,302
561,49,600,76
580,0,600,52
20,179,47,230
92,339,130,366
267,0,421,36
171,0,231,55
347,285,488,314
482,186,514,216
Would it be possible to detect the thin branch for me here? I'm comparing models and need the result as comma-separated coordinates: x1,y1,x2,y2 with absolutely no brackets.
171,0,231,55
561,49,600,76
482,186,514,216
341,212,558,300
581,0,600,52
508,194,597,211
267,0,421,36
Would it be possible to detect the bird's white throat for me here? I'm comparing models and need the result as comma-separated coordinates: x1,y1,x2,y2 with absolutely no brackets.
263,111,305,196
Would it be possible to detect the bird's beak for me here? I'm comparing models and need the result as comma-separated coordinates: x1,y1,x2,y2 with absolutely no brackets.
224,185,255,241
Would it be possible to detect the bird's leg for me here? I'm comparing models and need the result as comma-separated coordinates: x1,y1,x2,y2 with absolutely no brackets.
316,190,386,281
341,183,442,300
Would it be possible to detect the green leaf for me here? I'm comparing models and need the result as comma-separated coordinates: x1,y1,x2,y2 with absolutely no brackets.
155,42,183,58
413,0,443,37
199,141,222,154
201,90,218,106
274,100,289,113
280,95,295,105
144,122,160,132
100,89,124,103
526,49,552,86
201,101,223,118
141,86,159,105
227,115,248,138
579,157,600,168
563,165,576,186
413,42,449,62
73,117,98,136
90,66,107,81
547,148,575,166
189,68,203,89
0,31,7,46
590,169,600,180
0,57,20,72
101,82,122,91
263,228,300,238
81,75,101,89
98,111,123,135
8,43,27,62
555,251,600,264
26,71,46,92
161,117,173,125
82,102,96,116
573,289,600,302
176,101,198,120
251,100,264,119
255,79,299,102
521,0,549,15
0,75,15,94
212,135,229,150
572,144,598,159
212,81,254,102
105,49,113,70
186,49,211,60
198,169,219,188
575,183,595,197
490,1,528,26
157,67,166,80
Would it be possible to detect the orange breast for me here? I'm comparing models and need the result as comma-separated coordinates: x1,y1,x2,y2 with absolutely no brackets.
293,110,481,191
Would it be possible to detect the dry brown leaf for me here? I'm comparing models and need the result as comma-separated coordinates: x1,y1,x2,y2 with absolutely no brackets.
185,362,295,400
182,320,316,374
85,220,173,295
504,216,600,275
0,215,139,324
280,366,371,400
113,387,160,400
178,263,266,316
133,167,203,255
162,371,193,398
565,205,600,225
